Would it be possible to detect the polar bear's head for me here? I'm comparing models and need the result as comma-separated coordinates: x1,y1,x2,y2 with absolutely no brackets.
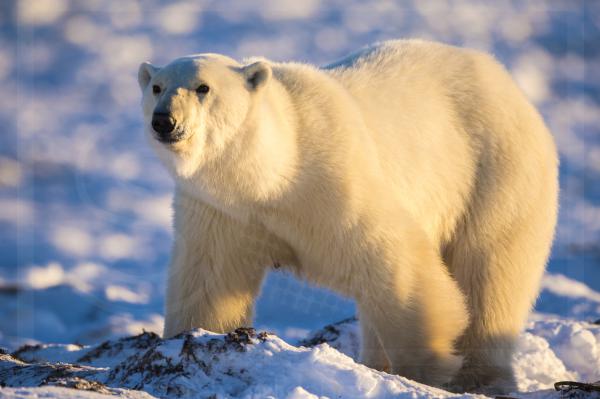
138,54,272,178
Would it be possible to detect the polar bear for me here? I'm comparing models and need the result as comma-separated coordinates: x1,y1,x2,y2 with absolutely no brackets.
138,40,558,393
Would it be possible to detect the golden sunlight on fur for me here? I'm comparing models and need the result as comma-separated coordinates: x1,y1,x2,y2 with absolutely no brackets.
138,39,558,394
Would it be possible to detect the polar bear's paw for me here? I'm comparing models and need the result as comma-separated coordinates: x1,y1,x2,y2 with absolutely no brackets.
445,364,517,395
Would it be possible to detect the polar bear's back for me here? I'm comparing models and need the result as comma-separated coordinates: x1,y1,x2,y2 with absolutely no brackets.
324,39,555,159
324,40,531,142
323,39,557,243
324,39,476,95
322,40,488,241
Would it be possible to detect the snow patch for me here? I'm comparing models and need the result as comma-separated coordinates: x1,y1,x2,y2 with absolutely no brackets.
17,0,69,26
541,273,600,304
0,329,478,399
24,263,65,290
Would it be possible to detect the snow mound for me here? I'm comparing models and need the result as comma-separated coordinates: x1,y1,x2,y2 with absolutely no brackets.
299,318,600,397
3,319,600,399
527,319,600,382
0,328,475,399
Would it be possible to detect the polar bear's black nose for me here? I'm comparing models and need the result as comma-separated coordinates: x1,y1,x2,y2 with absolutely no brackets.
152,112,176,135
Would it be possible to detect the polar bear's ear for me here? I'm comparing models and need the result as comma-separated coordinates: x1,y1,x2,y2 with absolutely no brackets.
242,61,271,91
138,62,159,91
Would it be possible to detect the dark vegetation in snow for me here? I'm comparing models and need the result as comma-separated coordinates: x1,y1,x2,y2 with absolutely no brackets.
0,328,271,398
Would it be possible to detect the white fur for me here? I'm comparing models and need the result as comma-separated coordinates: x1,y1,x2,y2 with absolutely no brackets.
138,40,558,393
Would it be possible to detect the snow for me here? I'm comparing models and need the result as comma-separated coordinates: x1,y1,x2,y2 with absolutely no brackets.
299,317,600,395
527,319,600,382
1,0,599,398
22,263,65,289
16,0,68,26
541,273,600,304
4,328,466,398
0,386,146,399
1,321,599,398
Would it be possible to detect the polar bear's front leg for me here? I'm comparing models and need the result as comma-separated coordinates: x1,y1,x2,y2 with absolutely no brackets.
357,228,469,387
163,192,289,338
359,311,390,372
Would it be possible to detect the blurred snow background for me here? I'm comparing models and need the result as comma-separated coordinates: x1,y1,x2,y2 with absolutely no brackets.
0,0,599,353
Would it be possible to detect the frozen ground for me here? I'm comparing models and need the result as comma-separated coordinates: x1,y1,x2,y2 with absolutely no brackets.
0,0,599,398
1,318,600,399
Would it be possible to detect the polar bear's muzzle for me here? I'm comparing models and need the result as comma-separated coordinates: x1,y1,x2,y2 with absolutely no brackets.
152,112,184,144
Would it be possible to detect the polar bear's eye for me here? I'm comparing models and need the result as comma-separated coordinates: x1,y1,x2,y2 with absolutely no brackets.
196,84,210,94
152,85,161,95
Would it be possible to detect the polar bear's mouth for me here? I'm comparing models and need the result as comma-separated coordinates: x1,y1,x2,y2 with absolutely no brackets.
155,130,186,144
153,128,196,152
152,124,190,145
